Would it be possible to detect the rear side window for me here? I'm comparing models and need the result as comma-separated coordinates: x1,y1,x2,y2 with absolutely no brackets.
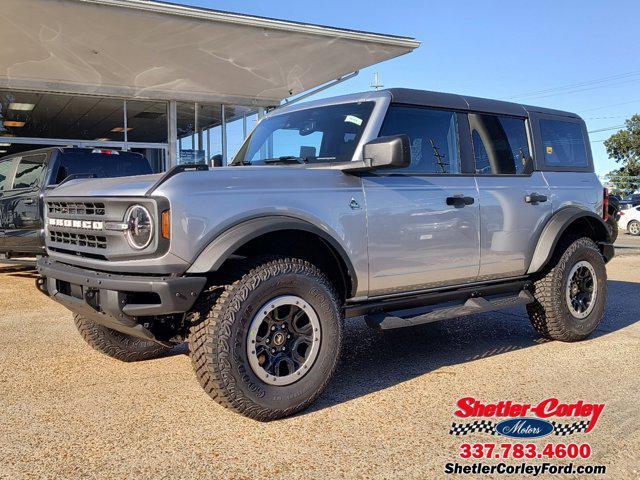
13,154,46,189
469,114,531,175
0,158,15,192
54,151,153,184
539,119,588,168
379,105,460,174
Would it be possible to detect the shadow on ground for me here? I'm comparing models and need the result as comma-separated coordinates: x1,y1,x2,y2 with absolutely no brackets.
308,279,639,413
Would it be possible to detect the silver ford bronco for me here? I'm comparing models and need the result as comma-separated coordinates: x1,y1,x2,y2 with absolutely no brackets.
37,89,614,420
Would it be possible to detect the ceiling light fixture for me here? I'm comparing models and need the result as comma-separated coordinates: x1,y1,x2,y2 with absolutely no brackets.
0,150,6,153
0,142,10,147
3,120,25,127
110,127,133,133
95,137,110,142
8,102,35,111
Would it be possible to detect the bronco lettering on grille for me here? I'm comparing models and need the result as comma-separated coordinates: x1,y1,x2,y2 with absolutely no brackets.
48,218,104,231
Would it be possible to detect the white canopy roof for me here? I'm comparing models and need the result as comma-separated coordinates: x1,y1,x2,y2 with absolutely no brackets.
0,0,419,106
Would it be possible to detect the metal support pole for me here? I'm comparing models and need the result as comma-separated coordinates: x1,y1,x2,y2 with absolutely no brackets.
243,114,247,138
206,128,211,165
195,102,203,154
168,100,178,168
221,105,227,165
123,99,128,150
258,108,266,159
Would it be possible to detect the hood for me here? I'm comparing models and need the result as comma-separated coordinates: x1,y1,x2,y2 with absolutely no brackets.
46,173,163,198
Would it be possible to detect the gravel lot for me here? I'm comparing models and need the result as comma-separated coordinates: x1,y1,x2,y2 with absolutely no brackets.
615,229,640,255
1,256,638,479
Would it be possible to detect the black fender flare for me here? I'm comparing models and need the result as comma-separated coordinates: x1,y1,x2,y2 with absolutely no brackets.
527,207,612,274
186,216,358,296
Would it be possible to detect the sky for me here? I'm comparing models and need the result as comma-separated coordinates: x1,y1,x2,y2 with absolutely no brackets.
180,0,639,176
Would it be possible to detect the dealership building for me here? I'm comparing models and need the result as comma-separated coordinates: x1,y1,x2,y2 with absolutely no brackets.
0,0,419,171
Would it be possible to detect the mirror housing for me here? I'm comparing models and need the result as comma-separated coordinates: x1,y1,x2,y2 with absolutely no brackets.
339,134,411,172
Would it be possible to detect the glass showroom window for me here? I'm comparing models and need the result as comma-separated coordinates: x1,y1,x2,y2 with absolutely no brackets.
176,101,258,166
0,90,169,166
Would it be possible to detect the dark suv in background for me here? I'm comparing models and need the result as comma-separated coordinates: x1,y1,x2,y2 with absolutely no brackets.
0,147,152,263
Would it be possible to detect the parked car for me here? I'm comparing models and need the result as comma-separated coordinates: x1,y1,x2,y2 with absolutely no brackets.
618,204,640,235
0,147,153,262
37,89,613,420
622,193,640,207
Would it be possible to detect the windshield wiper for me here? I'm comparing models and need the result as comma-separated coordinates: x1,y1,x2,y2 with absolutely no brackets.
263,156,308,165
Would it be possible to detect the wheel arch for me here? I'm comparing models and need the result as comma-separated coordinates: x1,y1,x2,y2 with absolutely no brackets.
527,207,612,274
186,216,358,300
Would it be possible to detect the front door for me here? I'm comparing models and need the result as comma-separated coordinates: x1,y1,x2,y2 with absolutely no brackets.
363,105,480,296
0,154,47,254
468,113,553,279
0,156,19,253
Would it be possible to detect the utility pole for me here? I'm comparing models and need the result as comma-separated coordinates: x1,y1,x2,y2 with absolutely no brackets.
370,72,384,91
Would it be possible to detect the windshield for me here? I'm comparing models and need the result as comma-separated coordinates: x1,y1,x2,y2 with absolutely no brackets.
231,102,375,165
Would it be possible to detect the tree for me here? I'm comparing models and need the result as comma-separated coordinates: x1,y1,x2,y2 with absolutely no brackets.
604,114,640,194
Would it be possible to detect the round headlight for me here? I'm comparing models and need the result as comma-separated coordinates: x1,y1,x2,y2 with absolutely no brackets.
125,205,153,250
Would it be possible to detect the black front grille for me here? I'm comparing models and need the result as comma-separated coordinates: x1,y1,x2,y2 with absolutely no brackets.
50,231,107,249
48,201,106,216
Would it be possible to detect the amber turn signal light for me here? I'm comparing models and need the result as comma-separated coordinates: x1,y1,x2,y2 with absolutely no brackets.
161,210,171,239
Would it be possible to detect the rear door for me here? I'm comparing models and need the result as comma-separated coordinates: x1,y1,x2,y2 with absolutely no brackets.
0,153,47,254
468,113,552,279
363,105,480,296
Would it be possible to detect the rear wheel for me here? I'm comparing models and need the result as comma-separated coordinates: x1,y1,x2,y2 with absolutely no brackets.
527,237,607,342
628,220,640,236
74,315,171,362
188,257,342,421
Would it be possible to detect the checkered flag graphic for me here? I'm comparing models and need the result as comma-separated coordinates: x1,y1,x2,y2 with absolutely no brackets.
449,420,496,436
551,420,591,436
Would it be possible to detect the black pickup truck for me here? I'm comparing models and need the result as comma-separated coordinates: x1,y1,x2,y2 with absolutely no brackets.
0,147,153,263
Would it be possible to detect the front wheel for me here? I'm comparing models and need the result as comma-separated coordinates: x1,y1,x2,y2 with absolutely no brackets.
527,237,607,342
627,220,640,236
188,257,343,421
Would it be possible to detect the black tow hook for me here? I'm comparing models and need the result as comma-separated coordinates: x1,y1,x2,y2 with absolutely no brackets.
35,276,49,297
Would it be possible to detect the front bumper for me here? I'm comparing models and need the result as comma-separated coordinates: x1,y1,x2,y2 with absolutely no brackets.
37,258,206,343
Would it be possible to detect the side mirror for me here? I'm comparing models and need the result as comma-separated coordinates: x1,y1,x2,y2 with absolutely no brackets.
340,135,411,172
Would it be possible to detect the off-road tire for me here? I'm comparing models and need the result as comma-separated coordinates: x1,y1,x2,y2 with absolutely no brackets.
74,314,171,362
188,257,342,421
527,237,607,342
606,217,619,243
627,220,640,236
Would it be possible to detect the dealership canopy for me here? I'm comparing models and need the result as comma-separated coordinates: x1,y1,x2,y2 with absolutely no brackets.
0,0,420,106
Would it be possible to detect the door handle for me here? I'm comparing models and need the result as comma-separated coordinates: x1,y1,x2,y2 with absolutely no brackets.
446,195,475,208
24,198,35,205
525,193,548,204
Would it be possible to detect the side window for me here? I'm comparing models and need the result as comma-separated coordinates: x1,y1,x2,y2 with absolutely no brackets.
0,158,16,192
469,114,531,175
13,155,46,189
379,105,460,174
539,119,588,168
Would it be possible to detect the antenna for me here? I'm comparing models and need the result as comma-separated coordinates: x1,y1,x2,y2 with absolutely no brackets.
370,72,384,91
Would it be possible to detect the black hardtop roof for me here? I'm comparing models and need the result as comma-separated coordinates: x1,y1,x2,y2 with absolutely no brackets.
386,88,581,119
